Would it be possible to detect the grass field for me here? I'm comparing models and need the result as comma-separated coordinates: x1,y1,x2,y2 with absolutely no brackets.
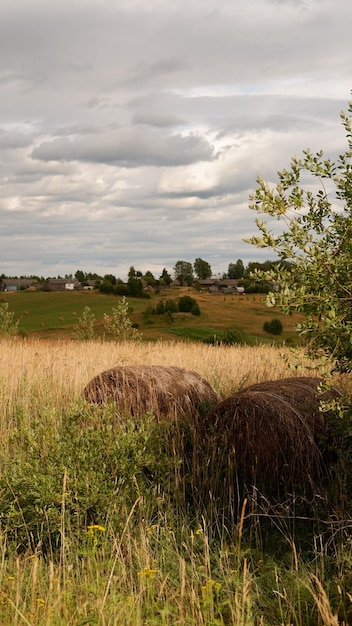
1,287,303,344
0,338,351,624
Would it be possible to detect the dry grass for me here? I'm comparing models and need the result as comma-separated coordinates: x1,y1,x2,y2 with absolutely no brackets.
83,365,221,421
0,336,335,401
196,376,344,497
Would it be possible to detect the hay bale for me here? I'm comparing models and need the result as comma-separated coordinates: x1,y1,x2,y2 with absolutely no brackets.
83,365,220,421
200,377,343,491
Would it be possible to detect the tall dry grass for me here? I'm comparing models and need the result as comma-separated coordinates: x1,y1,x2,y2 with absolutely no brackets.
0,336,330,404
0,337,351,625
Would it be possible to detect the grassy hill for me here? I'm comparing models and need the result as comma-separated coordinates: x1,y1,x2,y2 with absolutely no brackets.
1,287,303,344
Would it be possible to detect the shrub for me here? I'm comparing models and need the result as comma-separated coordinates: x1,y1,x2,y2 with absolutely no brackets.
179,295,200,313
0,301,19,337
222,327,245,345
165,299,178,313
156,300,165,315
263,318,283,335
73,306,96,340
0,406,178,554
104,297,142,341
113,283,130,296
191,302,201,316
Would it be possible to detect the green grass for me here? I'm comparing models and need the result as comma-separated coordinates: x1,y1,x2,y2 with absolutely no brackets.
2,288,303,344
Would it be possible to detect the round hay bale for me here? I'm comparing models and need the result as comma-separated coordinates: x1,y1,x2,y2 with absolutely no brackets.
199,376,343,492
83,365,220,421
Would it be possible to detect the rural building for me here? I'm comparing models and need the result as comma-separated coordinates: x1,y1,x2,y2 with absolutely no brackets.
197,278,245,294
0,278,40,292
44,279,82,291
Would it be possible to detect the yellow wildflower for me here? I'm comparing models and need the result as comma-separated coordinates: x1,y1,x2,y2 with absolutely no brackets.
137,567,158,579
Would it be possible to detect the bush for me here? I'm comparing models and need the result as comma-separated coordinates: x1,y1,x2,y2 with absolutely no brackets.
156,300,165,315
0,301,19,337
165,299,178,313
222,327,245,345
0,406,178,555
191,303,201,316
73,306,96,340
104,297,142,341
179,295,200,313
263,318,283,335
113,283,130,296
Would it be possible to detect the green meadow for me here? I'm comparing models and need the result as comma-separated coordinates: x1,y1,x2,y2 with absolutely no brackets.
2,287,302,344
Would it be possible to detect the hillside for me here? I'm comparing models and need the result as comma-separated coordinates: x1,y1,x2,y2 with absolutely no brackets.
1,287,303,345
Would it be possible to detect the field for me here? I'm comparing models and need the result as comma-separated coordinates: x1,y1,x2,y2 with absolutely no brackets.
1,337,351,625
1,288,303,344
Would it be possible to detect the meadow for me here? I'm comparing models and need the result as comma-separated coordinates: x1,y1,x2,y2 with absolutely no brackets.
2,288,302,344
1,337,351,625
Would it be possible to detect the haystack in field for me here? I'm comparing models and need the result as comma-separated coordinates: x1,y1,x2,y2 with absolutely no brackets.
83,365,220,421
199,377,343,492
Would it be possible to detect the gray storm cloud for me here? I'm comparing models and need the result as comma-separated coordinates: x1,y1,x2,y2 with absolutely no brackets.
0,0,351,278
31,128,215,167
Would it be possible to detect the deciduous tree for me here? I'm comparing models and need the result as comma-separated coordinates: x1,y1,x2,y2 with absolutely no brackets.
246,99,352,372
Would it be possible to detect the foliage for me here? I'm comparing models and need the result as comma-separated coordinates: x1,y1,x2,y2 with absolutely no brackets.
73,306,96,340
155,299,165,315
194,257,212,280
128,276,144,297
104,296,142,341
227,259,244,279
159,267,172,285
178,295,200,314
222,326,246,345
0,300,19,337
191,302,201,316
246,99,352,372
0,406,177,554
165,298,178,313
143,270,156,286
263,318,283,335
173,260,194,286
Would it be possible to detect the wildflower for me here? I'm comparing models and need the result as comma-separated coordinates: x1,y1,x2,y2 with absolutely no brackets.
137,567,158,580
87,524,106,535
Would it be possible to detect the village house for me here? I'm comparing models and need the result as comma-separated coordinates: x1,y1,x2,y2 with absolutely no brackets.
0,277,40,292
44,278,82,291
197,278,245,294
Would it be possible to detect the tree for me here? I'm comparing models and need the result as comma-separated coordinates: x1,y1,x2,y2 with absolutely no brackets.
227,259,244,279
159,268,172,286
174,260,194,286
245,99,352,372
194,257,212,280
128,275,144,297
143,271,156,287
73,306,96,341
104,297,142,341
0,301,19,337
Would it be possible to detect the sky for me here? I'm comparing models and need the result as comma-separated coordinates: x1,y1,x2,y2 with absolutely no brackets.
0,0,351,280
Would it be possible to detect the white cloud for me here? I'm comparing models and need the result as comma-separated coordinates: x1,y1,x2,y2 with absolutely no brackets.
0,0,351,278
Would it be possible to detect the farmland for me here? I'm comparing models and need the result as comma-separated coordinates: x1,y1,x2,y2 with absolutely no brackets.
1,291,352,624
1,287,303,344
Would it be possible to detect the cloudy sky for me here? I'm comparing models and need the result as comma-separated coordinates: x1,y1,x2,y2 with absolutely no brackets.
1,0,351,279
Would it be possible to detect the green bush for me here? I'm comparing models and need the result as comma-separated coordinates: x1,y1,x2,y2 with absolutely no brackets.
155,300,165,315
179,295,200,313
263,318,283,335
165,299,178,313
191,302,201,316
0,301,19,336
222,326,245,345
0,406,180,555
